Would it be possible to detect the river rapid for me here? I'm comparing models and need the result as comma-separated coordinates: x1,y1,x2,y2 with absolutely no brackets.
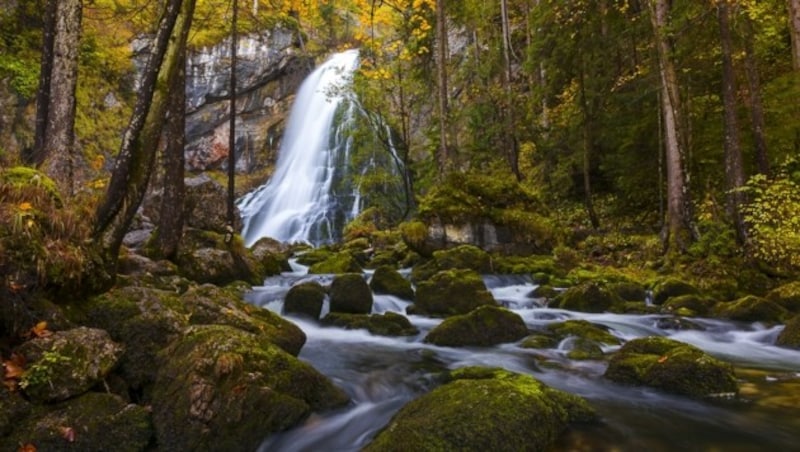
245,263,800,451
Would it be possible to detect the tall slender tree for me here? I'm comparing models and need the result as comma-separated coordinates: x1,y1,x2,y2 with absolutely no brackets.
790,0,800,69
435,0,450,175
227,0,238,240
741,11,770,176
649,0,695,255
717,0,747,242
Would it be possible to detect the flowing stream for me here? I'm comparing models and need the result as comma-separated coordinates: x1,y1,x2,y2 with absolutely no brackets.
245,265,800,451
238,50,361,247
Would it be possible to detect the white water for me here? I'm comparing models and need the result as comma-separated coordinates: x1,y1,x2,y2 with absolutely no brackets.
238,50,360,246
245,268,800,451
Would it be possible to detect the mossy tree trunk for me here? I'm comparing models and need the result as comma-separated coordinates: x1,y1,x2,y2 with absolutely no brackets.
435,0,450,176
93,0,195,272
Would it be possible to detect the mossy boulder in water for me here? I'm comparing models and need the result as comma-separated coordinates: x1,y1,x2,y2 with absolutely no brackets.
609,281,648,302
369,266,414,300
411,269,496,317
151,325,348,452
547,319,621,345
555,282,622,313
308,251,362,274
329,273,373,314
283,281,326,319
652,278,699,305
175,229,264,285
410,244,493,282
766,282,800,313
661,294,716,317
776,315,800,348
16,327,124,403
424,305,528,347
364,367,596,451
604,336,738,398
712,295,788,323
0,392,152,452
321,312,419,336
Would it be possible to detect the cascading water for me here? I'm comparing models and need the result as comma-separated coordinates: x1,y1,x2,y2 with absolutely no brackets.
238,50,361,246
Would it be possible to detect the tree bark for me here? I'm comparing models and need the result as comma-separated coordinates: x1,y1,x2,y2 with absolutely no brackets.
649,0,694,255
500,0,520,180
227,0,238,234
30,0,57,166
153,46,188,260
790,0,800,70
39,0,82,196
435,0,450,175
741,13,770,176
718,0,747,243
93,0,194,270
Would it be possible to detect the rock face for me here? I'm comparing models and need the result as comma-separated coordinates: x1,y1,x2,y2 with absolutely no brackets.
411,269,496,317
185,31,313,172
424,306,528,347
604,336,738,398
151,325,349,452
364,367,596,451
16,327,124,403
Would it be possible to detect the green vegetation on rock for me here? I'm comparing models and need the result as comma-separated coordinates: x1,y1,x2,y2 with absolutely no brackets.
321,311,419,336
412,269,496,317
424,305,528,347
329,273,374,314
283,281,327,319
369,265,414,300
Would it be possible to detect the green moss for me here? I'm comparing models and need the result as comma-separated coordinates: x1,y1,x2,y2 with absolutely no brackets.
412,269,497,317
0,167,62,205
712,295,789,323
329,273,374,314
369,266,414,300
520,334,558,349
283,281,326,319
365,367,595,452
424,305,528,347
776,315,800,348
652,278,700,305
556,282,623,313
308,252,363,274
766,282,800,313
604,336,738,398
661,294,716,316
547,320,620,345
321,311,419,336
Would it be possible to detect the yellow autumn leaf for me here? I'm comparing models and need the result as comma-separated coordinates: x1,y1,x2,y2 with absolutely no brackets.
18,202,32,211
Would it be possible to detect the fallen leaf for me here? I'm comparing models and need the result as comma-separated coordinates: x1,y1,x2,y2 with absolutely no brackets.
18,444,36,452
59,426,75,443
18,202,32,211
30,321,51,338
4,353,26,379
658,355,669,364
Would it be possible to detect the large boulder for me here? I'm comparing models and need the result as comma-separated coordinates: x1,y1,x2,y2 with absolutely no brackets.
652,278,700,306
712,295,788,323
775,315,800,349
283,281,327,319
308,252,363,274
661,294,716,317
151,325,348,452
321,312,419,336
16,327,123,403
410,244,493,282
766,281,800,313
0,392,153,452
175,229,265,285
604,336,738,398
369,266,414,300
555,282,622,313
411,269,496,317
329,273,374,314
364,367,596,451
424,306,528,347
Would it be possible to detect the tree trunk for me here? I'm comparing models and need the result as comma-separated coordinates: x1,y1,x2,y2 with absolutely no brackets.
649,0,694,255
500,0,520,180
40,0,82,196
30,0,57,166
153,46,188,260
742,14,770,176
227,0,238,234
579,56,600,230
718,0,747,243
93,0,194,270
435,0,450,175
790,0,800,70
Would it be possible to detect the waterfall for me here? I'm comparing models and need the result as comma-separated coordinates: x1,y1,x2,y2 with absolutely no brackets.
238,50,361,247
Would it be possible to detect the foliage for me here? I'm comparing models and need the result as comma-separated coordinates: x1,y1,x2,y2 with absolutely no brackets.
0,53,39,98
741,161,800,271
18,350,71,390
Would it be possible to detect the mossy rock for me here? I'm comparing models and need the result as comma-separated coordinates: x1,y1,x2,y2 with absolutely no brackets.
424,305,528,347
308,252,363,274
411,269,497,317
369,266,414,300
0,166,62,206
547,320,621,345
410,244,493,282
176,229,263,285
609,281,648,302
329,273,374,314
364,367,596,452
652,278,700,305
250,238,292,274
151,325,348,452
555,282,622,313
520,334,558,349
565,338,605,360
283,281,326,319
712,295,788,323
295,247,335,266
661,294,717,316
321,312,419,336
766,282,800,313
1,392,152,452
399,220,434,257
604,336,738,398
529,284,560,299
16,327,124,403
491,254,556,276
776,315,800,348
